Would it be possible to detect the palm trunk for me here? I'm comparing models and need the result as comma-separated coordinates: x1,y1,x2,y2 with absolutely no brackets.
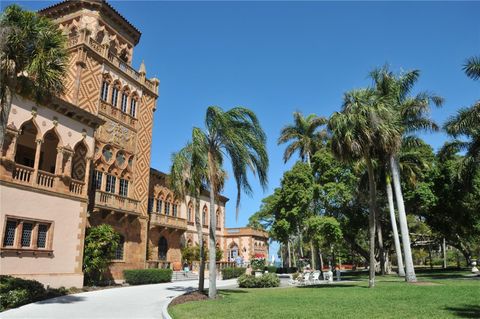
376,211,385,276
207,152,217,299
287,240,292,268
366,158,377,288
390,156,417,282
318,248,324,272
442,238,447,269
386,179,405,276
310,241,316,269
297,228,304,258
194,198,205,291
0,87,13,150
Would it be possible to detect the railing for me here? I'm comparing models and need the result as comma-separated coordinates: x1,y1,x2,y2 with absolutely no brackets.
69,179,84,195
95,190,140,213
12,164,34,184
7,163,86,198
37,170,55,188
149,212,187,229
67,35,158,95
99,100,137,129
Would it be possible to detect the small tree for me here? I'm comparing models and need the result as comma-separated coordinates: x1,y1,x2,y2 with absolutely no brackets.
83,224,119,285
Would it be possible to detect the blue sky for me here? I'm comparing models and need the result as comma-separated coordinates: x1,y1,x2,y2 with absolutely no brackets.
4,1,479,257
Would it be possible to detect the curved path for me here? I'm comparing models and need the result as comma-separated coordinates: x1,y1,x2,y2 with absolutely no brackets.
1,279,238,319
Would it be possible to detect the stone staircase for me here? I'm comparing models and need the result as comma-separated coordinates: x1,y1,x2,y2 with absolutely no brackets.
172,271,199,282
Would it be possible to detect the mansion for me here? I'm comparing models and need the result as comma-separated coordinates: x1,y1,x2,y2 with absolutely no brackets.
0,0,268,288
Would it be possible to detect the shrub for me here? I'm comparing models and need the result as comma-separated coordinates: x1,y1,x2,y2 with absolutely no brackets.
123,269,173,285
287,267,298,273
222,267,246,280
0,275,68,311
265,266,277,273
83,224,120,285
251,257,266,270
237,273,280,288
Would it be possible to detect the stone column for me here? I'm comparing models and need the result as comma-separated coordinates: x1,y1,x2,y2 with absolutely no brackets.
64,151,73,178
31,139,43,185
55,148,64,175
5,132,19,161
84,157,92,184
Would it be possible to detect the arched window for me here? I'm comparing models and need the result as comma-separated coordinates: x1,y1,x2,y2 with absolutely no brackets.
95,30,105,44
158,236,168,260
120,86,130,113
187,202,193,222
229,243,239,262
202,206,208,226
165,197,171,215
115,235,125,260
72,141,87,180
216,209,221,229
172,202,178,217
39,130,59,174
100,77,110,101
129,93,138,118
111,81,120,107
156,196,163,214
15,120,38,168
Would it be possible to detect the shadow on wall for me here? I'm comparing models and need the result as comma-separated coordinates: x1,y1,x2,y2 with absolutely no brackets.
445,305,480,318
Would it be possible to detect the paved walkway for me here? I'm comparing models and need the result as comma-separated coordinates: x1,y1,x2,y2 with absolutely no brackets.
1,279,238,319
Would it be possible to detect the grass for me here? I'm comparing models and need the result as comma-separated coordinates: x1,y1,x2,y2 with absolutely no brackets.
169,269,480,319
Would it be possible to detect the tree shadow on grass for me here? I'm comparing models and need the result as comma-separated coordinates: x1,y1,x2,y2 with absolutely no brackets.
419,274,469,280
220,289,249,295
36,295,86,305
297,284,361,289
445,304,480,318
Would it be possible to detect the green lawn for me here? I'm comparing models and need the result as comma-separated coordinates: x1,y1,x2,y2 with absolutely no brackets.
169,270,480,319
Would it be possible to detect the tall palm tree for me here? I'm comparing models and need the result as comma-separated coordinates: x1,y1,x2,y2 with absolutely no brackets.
370,66,443,282
444,56,480,171
278,112,328,268
170,128,225,292
0,5,67,148
278,112,328,165
193,106,268,298
329,88,399,288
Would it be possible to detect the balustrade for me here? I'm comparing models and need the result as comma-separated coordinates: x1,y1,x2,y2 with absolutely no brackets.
8,163,86,197
149,211,187,229
67,35,157,95
95,190,140,213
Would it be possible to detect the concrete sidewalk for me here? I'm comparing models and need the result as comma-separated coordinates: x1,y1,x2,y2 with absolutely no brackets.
1,279,238,319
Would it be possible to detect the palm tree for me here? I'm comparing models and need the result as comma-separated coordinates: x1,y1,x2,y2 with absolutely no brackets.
463,55,480,80
329,88,399,288
192,106,268,298
370,66,443,282
278,112,328,268
0,5,67,148
444,56,480,170
170,128,225,292
278,112,328,165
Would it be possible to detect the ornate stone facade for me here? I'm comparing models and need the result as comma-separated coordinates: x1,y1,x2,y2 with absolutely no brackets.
0,0,268,287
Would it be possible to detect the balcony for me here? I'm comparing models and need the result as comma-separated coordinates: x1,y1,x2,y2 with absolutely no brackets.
1,162,87,198
149,212,187,231
94,190,140,215
99,100,137,130
67,35,158,96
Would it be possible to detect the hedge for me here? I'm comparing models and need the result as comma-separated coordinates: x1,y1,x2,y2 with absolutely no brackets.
265,266,277,273
222,267,246,280
0,275,68,312
123,269,173,285
237,273,280,288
